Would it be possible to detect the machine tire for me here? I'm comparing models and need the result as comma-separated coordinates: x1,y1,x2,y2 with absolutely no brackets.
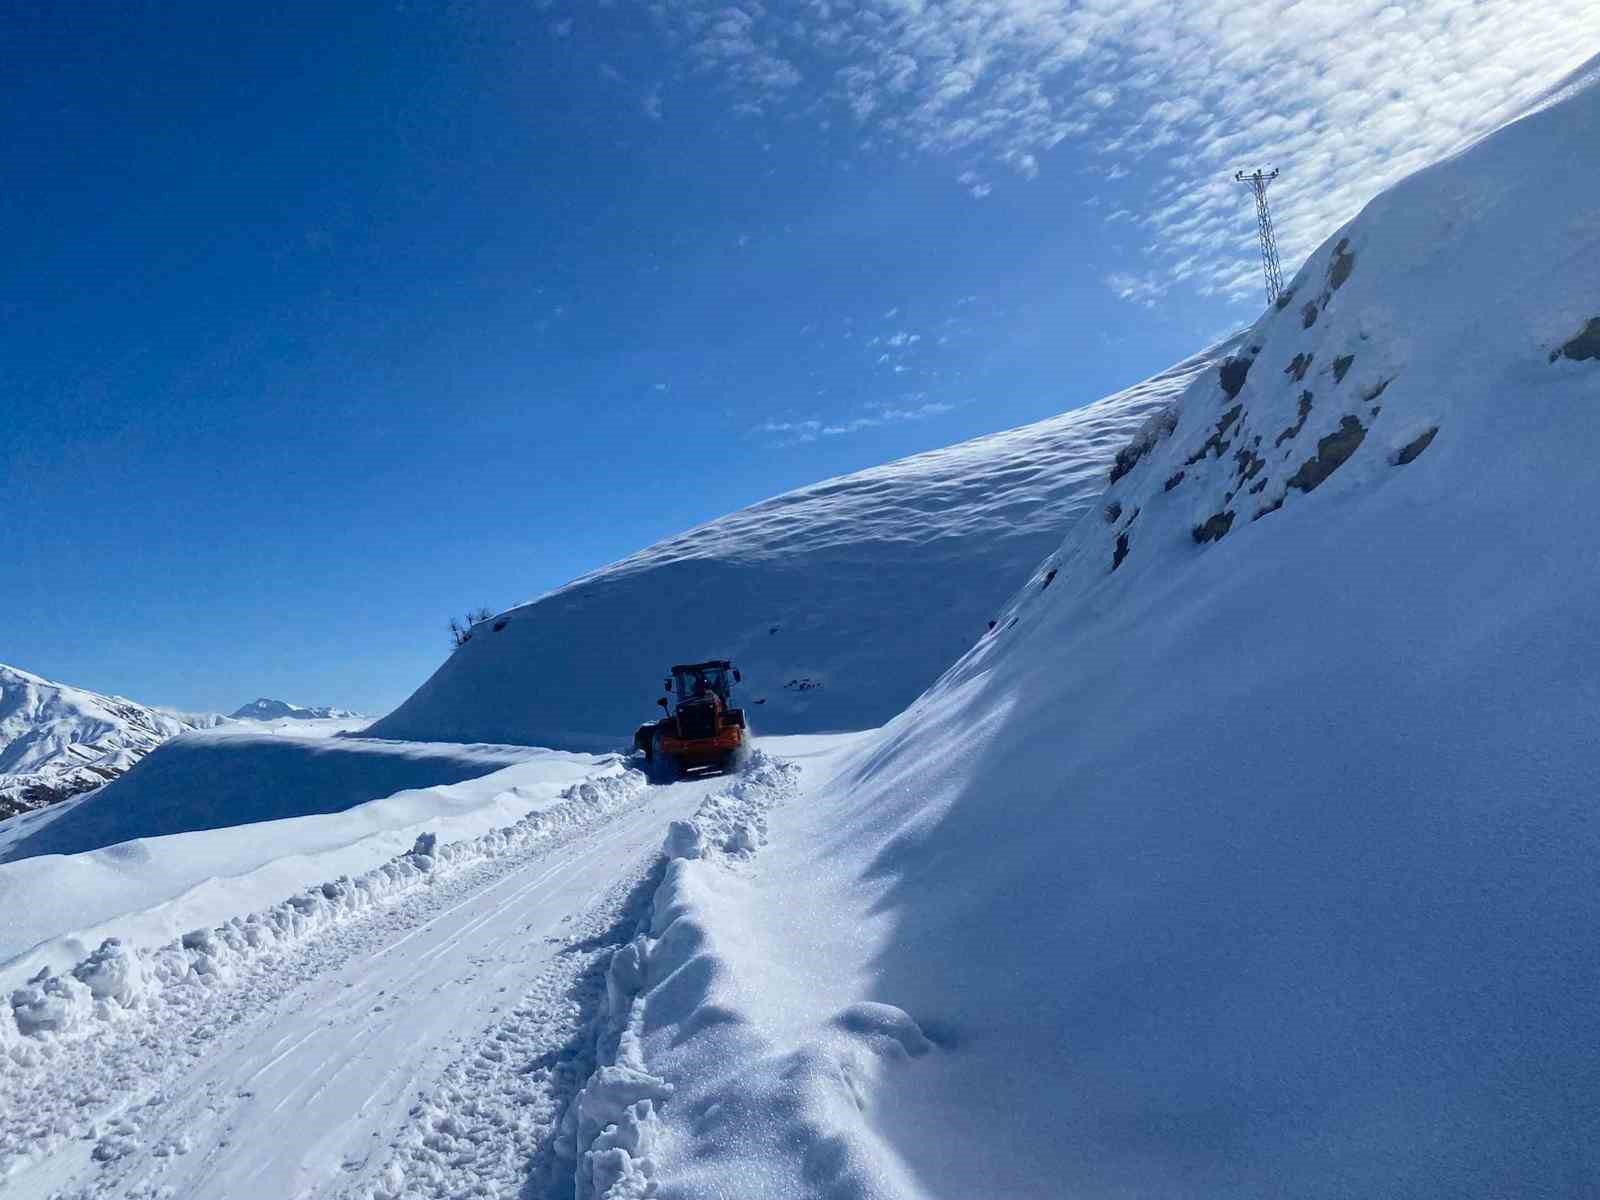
648,731,679,784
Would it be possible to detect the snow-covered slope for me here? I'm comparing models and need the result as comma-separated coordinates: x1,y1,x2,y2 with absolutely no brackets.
230,698,362,721
366,347,1230,750
595,57,1600,1197
0,665,215,819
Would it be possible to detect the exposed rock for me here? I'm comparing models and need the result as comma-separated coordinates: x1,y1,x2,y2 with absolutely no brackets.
1164,471,1185,492
1332,354,1355,384
1108,406,1180,485
1186,404,1243,465
1218,356,1253,400
1234,445,1266,484
1192,511,1236,544
1285,352,1314,382
1302,302,1320,330
1551,317,1600,362
1395,426,1440,465
1328,238,1355,291
1288,416,1367,493
1276,391,1314,448
1112,532,1130,572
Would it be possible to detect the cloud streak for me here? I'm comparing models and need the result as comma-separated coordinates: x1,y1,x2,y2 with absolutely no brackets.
635,0,1598,300
756,397,957,445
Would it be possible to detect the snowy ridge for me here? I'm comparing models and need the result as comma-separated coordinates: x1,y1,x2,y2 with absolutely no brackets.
1,763,646,1057
366,346,1229,751
0,664,215,818
555,751,801,1198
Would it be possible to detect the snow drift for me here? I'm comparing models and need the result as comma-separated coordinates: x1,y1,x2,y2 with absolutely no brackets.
366,347,1228,751
614,57,1600,1197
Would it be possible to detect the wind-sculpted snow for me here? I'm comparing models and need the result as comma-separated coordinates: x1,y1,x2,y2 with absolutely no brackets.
636,57,1600,1198
366,350,1228,750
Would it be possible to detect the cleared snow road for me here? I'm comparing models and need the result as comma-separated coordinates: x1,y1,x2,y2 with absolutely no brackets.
5,771,724,1200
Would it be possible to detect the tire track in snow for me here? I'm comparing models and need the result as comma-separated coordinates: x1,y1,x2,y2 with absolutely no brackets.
0,768,714,1198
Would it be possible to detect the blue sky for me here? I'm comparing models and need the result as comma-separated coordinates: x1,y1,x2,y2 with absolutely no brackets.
2,1,1591,714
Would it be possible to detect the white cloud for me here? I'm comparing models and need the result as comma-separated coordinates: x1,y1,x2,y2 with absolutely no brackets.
1105,271,1168,307
756,397,957,443
637,0,1598,299
820,398,956,435
642,90,663,121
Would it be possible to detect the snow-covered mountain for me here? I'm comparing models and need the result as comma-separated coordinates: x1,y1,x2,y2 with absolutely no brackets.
613,56,1600,1195
231,698,362,721
0,665,218,819
6,52,1597,1200
367,344,1230,750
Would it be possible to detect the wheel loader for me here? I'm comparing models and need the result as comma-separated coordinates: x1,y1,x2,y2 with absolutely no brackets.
633,660,747,780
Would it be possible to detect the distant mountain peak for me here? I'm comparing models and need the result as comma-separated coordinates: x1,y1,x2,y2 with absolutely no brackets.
229,698,362,721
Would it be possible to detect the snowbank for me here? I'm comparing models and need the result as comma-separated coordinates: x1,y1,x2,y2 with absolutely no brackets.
365,347,1229,751
555,751,802,1198
615,57,1600,1197
0,742,610,987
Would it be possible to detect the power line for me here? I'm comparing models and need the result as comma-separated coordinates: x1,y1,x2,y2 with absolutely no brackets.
1234,168,1284,305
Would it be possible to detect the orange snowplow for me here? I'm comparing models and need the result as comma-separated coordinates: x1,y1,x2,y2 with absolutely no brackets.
633,660,748,780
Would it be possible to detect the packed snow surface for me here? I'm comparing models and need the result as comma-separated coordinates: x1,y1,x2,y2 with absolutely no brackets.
0,749,789,1199
603,57,1600,1198
366,346,1227,750
0,664,218,818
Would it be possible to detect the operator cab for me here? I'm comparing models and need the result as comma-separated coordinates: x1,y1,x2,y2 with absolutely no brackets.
666,660,741,707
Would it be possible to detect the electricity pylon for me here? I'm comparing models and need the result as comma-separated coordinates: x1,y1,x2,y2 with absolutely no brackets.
1234,168,1284,305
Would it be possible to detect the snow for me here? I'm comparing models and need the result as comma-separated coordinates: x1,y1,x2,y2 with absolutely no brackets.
0,733,617,988
365,344,1229,750
4,52,1598,1200
0,664,218,818
229,698,363,720
587,56,1600,1198
0,762,724,1198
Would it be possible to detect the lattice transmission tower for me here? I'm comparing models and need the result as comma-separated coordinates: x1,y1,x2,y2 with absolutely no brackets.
1234,168,1284,305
